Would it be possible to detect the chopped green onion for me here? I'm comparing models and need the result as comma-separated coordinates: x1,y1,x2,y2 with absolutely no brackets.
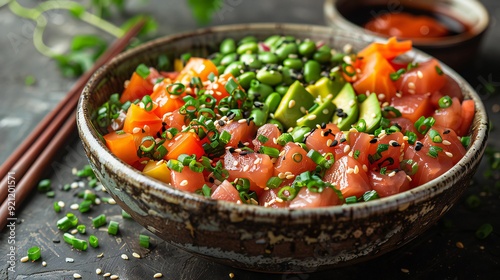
307,149,329,168
37,179,51,192
135,64,150,79
380,167,387,175
362,190,379,202
435,65,444,76
141,95,154,111
461,136,471,148
189,160,204,173
177,154,194,166
382,106,402,118
122,210,132,219
277,186,298,201
46,191,55,198
207,72,216,82
167,159,184,173
259,146,280,158
77,165,95,178
201,184,212,198
357,94,367,103
219,130,232,144
225,78,239,94
89,235,99,248
353,150,360,159
389,68,406,81
79,200,92,213
400,159,418,176
345,196,357,204
266,177,283,189
438,96,452,108
92,214,107,228
465,195,481,209
77,224,86,234
292,152,303,163
63,233,75,245
57,213,78,231
157,54,170,71
53,201,61,213
181,53,191,63
83,191,96,202
235,178,250,193
407,62,419,71
139,234,150,248
276,133,294,146
376,144,389,154
167,83,186,95
190,76,203,89
405,131,417,145
342,62,356,77
27,246,41,261
475,223,493,239
429,129,443,143
139,136,156,153
108,221,119,235
63,184,71,191
415,116,435,135
354,119,367,132
427,146,443,158
257,134,268,144
72,238,88,251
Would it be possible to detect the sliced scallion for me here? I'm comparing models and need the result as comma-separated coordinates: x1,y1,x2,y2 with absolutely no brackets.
92,214,107,228
135,64,150,79
89,235,99,248
27,246,41,261
475,223,493,239
139,234,150,248
259,146,280,158
266,176,283,189
108,221,119,236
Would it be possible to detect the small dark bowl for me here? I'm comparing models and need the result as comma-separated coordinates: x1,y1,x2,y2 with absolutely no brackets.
77,23,489,273
324,0,490,70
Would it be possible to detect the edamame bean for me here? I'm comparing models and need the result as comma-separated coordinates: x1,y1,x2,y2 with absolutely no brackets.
237,42,258,54
264,35,281,49
217,65,226,74
283,58,303,70
220,53,238,66
248,80,274,101
303,60,321,84
239,36,258,44
236,71,256,90
331,52,345,63
275,43,298,61
249,104,269,127
275,85,289,96
240,53,262,69
280,67,294,86
313,51,332,64
209,52,223,66
298,40,316,57
258,52,279,65
256,68,283,86
224,61,245,77
265,92,282,113
220,38,236,54
268,119,284,132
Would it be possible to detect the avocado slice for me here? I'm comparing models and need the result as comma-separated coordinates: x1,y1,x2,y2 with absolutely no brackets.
306,74,345,100
332,83,359,131
359,93,382,134
296,95,336,129
274,81,315,130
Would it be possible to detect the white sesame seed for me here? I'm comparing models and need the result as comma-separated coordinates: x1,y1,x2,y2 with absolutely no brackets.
103,272,111,277
72,167,77,175
71,182,79,189
110,275,119,280
95,198,101,205
97,253,104,258
300,106,307,114
232,160,239,167
445,152,454,158
343,43,353,54
278,172,286,179
180,180,189,186
71,229,78,235
363,165,368,172
121,254,129,260
96,268,102,275
132,127,142,134
57,201,65,208
403,136,409,141
21,256,29,263
287,100,296,109
348,150,353,157
326,139,333,146
343,145,351,153
238,119,247,124
243,165,250,172
417,70,423,79
349,127,358,133
408,89,415,94
108,198,116,205
132,252,141,259
143,125,150,133
73,273,82,279
388,171,396,177
307,114,317,121
371,113,377,118
66,257,74,263
401,268,410,273
154,273,163,278
346,168,354,174
408,82,416,89
442,140,451,146
42,261,47,267
407,175,412,181
124,80,130,89
354,165,359,174
378,94,385,101
396,92,402,98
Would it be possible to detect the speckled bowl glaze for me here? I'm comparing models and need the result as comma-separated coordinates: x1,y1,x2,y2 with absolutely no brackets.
77,24,489,273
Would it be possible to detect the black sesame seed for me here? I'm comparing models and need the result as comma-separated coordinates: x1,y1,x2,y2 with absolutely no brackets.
240,151,248,156
443,129,451,134
209,177,215,183
254,101,264,108
391,142,401,147
229,147,236,153
330,140,338,147
415,141,423,151
340,138,346,143
321,122,327,129
53,239,61,244
238,141,246,148
336,108,343,113
370,138,378,144
218,120,226,127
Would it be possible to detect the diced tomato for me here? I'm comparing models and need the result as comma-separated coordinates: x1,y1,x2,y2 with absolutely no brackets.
143,160,171,184
367,132,405,170
165,131,204,160
252,123,282,152
421,126,466,165
390,93,432,123
170,166,206,192
123,103,163,136
323,156,371,198
404,144,454,188
211,180,242,203
289,187,341,208
353,52,397,102
457,99,475,136
259,187,290,208
433,97,462,132
396,59,447,95
369,170,410,197
218,120,257,148
163,108,187,131
175,57,219,85
223,151,273,192
120,71,154,103
103,131,140,165
274,142,317,177
357,37,412,61
151,80,185,119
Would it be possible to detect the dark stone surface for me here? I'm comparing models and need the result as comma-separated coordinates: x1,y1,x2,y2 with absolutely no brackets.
1,0,499,279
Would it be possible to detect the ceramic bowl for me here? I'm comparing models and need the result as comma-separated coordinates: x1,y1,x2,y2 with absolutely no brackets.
324,0,490,70
77,23,489,273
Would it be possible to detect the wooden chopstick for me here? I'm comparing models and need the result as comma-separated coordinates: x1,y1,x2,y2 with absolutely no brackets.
0,19,145,229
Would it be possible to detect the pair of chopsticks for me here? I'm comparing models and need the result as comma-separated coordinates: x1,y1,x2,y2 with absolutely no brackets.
0,20,146,230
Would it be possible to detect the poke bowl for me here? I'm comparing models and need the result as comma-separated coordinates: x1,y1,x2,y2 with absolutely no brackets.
76,23,489,273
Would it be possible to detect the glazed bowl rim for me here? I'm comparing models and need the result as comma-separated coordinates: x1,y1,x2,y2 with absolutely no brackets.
323,0,490,47
77,23,489,220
